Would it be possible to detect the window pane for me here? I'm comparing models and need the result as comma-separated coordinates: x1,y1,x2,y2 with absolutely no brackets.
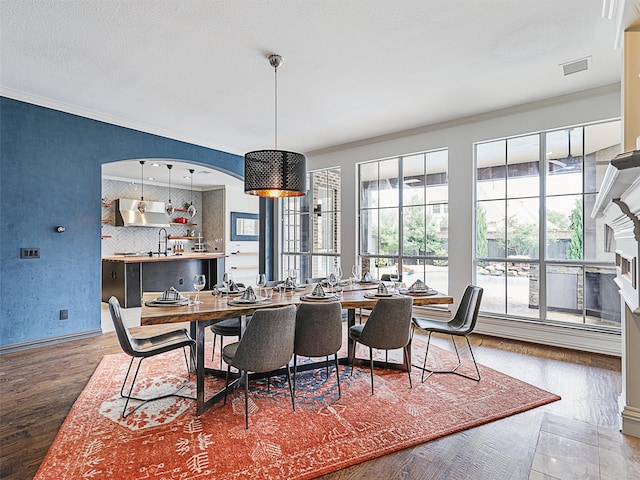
546,264,584,324
360,209,377,255
507,135,540,199
546,194,581,260
507,261,539,319
360,162,379,209
378,158,400,208
402,259,448,294
584,121,621,194
477,199,506,258
426,149,448,204
546,128,584,196
584,266,620,327
379,208,399,256
477,140,506,201
311,255,339,279
506,198,539,259
477,265,506,315
403,153,425,205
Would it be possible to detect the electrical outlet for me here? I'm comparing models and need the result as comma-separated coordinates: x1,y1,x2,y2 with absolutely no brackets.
59,309,69,320
179,278,184,285
20,248,40,259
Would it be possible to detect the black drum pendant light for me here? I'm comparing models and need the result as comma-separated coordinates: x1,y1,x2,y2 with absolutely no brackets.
244,54,307,197
137,160,146,213
165,164,174,216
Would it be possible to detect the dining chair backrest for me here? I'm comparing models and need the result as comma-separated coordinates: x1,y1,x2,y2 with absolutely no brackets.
359,296,413,350
449,285,483,333
294,302,342,358
108,296,137,357
230,304,297,373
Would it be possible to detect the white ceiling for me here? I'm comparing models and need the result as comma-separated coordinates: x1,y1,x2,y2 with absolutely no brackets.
1,0,639,188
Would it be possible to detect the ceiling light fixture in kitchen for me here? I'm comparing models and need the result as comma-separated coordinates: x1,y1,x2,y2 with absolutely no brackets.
137,160,146,214
244,54,307,197
165,164,174,216
187,169,197,217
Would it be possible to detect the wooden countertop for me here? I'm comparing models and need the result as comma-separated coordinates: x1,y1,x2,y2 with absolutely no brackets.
102,253,227,263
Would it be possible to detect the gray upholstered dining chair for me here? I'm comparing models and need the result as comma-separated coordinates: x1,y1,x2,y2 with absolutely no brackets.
108,296,195,418
412,285,483,382
209,283,246,368
348,296,414,394
223,304,297,429
293,301,343,398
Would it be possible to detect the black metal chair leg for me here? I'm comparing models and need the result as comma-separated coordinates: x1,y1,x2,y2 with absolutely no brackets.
285,365,295,412
224,364,231,405
244,371,249,429
404,346,412,388
334,353,341,398
369,346,374,395
421,331,433,382
293,355,298,397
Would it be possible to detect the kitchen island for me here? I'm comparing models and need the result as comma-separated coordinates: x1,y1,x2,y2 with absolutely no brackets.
102,253,226,308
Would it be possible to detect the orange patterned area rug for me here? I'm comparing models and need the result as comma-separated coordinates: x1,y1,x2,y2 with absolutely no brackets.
35,343,559,480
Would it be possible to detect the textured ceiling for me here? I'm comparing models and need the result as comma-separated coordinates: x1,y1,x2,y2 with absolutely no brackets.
1,0,638,187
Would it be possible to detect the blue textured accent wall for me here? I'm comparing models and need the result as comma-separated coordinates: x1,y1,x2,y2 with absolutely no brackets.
0,97,243,346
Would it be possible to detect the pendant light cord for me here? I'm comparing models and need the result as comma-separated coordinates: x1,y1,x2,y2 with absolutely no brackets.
274,63,278,149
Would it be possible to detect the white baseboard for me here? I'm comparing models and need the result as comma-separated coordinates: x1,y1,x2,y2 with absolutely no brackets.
475,315,621,356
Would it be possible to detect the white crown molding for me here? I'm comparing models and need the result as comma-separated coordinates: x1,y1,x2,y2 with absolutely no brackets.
0,87,244,156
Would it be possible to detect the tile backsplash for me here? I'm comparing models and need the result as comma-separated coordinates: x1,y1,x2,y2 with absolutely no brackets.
102,179,220,255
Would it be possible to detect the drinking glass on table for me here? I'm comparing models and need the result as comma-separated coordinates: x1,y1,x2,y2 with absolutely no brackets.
351,264,361,283
222,271,233,298
193,274,206,304
256,273,266,296
327,272,338,294
289,269,298,286
389,270,400,292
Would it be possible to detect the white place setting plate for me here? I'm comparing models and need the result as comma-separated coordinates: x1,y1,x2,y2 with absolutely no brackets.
364,292,396,298
227,297,272,306
398,288,438,296
300,294,340,301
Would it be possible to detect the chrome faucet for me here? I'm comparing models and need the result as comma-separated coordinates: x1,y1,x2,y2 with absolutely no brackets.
158,228,168,256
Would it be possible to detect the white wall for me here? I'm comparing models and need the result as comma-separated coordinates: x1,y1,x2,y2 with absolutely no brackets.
306,84,622,353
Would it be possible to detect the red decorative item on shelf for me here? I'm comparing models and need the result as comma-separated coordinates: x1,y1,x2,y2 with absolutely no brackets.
175,217,188,224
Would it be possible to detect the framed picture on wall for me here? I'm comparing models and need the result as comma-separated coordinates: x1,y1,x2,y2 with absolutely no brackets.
231,212,259,241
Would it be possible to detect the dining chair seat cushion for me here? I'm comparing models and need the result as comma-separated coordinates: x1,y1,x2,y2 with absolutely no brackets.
412,317,463,335
348,324,364,341
222,342,239,364
210,318,241,336
126,328,194,357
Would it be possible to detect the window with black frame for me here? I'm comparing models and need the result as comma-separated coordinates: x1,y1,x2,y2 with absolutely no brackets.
474,120,621,328
357,149,449,293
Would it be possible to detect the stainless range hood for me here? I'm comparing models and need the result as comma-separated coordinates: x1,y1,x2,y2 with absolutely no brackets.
114,199,170,227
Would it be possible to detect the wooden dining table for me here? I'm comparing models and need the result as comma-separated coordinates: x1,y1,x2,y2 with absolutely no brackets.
140,282,453,415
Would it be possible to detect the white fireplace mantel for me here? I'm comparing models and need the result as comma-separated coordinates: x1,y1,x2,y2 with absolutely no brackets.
592,156,640,438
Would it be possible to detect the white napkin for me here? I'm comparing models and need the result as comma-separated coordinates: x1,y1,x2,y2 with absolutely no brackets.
362,271,373,282
377,282,388,295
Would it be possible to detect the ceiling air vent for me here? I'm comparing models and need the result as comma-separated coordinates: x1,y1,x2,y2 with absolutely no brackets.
561,57,590,76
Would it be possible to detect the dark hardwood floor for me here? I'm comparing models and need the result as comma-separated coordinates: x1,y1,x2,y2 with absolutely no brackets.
1,325,639,479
